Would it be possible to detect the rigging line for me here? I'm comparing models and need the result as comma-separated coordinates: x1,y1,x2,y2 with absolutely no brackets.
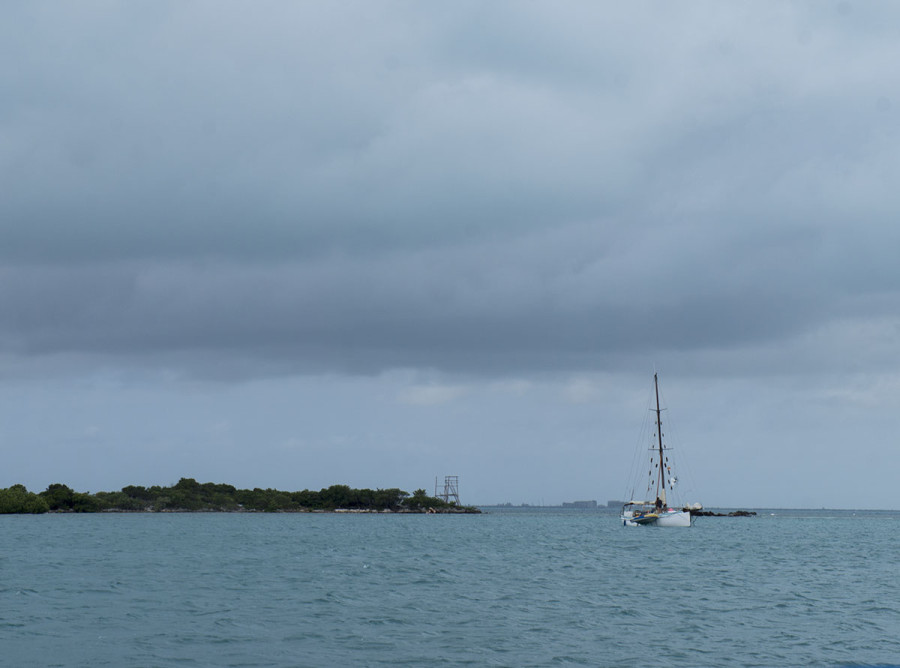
622,377,655,502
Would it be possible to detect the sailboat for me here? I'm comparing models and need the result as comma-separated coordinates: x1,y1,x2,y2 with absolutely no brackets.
621,373,700,527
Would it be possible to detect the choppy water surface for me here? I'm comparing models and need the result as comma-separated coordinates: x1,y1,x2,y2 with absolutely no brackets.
2,509,899,667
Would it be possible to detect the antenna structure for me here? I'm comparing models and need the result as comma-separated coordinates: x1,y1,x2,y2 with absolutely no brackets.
434,475,460,505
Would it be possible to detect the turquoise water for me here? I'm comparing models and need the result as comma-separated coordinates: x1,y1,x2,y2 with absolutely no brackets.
2,509,899,667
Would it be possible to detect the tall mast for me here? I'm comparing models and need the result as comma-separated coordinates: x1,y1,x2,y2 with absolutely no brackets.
654,373,665,501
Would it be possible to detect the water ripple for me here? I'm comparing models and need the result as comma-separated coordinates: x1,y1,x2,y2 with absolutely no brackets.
2,511,900,666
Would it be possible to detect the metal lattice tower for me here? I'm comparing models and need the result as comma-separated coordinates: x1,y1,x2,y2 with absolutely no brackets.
434,475,460,505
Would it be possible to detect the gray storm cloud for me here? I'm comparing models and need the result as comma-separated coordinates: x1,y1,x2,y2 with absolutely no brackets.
2,1,899,380
4,2,900,508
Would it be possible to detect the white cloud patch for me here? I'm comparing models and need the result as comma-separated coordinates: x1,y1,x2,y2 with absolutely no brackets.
562,378,602,404
398,384,468,406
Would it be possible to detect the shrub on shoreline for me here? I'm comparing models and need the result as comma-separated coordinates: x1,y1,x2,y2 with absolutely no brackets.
0,479,480,514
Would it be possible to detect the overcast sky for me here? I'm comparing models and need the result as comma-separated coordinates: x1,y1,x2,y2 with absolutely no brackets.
2,2,899,508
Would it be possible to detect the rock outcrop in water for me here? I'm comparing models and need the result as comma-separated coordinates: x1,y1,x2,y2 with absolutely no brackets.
691,509,757,517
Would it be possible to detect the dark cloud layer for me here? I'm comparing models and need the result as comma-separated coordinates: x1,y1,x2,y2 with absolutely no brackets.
1,216,898,379
4,3,900,506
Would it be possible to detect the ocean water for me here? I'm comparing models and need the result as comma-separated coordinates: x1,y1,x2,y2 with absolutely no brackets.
2,509,899,667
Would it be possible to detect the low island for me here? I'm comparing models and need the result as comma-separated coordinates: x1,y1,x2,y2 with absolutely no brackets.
0,479,481,514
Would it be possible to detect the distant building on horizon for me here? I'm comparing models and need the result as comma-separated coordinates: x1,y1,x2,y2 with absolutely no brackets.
562,500,597,509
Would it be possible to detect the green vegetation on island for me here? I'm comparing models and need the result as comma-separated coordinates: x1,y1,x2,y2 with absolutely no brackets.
0,479,481,514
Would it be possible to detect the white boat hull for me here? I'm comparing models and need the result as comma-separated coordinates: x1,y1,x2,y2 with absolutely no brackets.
655,510,692,527
622,509,692,527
